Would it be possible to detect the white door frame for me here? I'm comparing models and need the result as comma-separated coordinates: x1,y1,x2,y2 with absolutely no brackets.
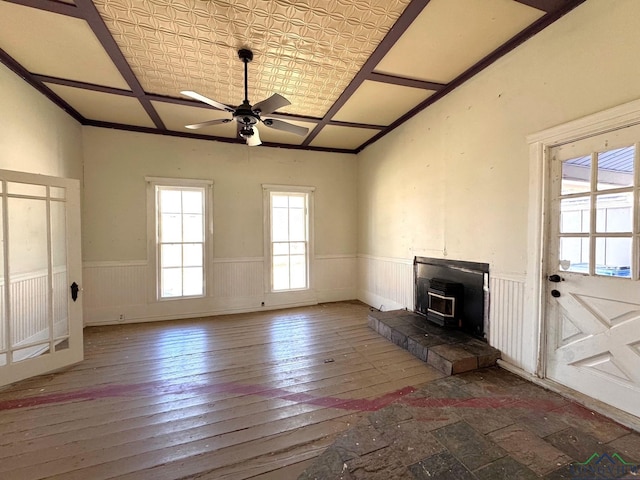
525,98,640,380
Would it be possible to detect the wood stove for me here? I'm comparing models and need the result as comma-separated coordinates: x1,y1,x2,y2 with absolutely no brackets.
426,278,464,327
414,257,489,338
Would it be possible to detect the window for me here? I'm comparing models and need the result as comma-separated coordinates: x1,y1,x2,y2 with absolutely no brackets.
263,185,314,292
147,178,212,300
558,145,635,278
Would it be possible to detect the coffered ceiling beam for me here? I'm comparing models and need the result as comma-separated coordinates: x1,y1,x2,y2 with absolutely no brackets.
74,0,166,130
33,74,136,97
302,0,432,147
357,0,588,152
3,0,81,18
0,48,84,123
368,72,445,91
514,0,569,13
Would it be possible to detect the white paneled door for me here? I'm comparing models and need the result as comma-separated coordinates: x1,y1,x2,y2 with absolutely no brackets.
545,124,640,417
0,170,82,387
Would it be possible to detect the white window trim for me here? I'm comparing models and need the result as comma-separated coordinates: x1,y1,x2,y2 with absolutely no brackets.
146,176,214,302
262,184,315,295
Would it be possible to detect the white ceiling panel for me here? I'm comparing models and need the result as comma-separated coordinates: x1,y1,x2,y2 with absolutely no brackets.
375,0,545,83
47,84,154,127
0,1,129,89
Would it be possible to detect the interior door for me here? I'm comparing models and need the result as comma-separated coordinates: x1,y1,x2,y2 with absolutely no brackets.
0,170,82,387
545,124,640,417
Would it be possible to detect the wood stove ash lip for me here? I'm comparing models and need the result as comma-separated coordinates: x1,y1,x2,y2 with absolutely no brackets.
414,256,490,339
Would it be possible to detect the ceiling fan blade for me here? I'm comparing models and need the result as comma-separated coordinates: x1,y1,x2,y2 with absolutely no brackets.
252,93,291,115
246,126,262,146
180,90,234,112
262,118,309,136
185,118,232,129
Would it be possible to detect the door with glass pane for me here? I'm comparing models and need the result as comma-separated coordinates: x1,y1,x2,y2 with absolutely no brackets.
545,124,640,417
0,170,82,387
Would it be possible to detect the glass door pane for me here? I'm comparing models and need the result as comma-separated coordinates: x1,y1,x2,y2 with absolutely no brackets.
8,197,49,363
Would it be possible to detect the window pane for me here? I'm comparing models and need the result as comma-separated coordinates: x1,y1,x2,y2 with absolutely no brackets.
560,197,590,233
273,256,290,290
289,208,306,241
161,213,182,242
289,195,305,208
559,237,590,273
7,182,46,196
183,214,203,242
595,237,631,277
272,194,288,208
161,244,182,268
290,255,307,289
273,242,289,255
595,193,632,233
183,244,203,267
272,207,289,242
162,268,182,297
182,190,203,214
290,242,306,254
183,267,203,295
50,186,65,199
597,146,634,191
562,155,591,195
160,189,182,213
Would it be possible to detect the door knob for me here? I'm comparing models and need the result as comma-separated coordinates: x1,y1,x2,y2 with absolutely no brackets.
551,289,561,298
548,274,563,283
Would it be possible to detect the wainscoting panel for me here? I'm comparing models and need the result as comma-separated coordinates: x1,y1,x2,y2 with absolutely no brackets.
488,274,527,369
315,255,357,302
212,258,264,298
357,255,414,312
83,256,357,325
83,261,148,310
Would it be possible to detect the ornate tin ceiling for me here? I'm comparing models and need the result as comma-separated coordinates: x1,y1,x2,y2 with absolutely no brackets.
0,0,586,152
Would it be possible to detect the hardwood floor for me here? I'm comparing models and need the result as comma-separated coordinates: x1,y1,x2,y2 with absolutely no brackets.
0,301,444,479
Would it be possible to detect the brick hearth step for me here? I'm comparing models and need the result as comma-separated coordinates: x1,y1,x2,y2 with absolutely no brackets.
368,309,501,375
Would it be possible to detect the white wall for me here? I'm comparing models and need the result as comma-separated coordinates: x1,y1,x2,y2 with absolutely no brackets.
0,64,83,358
0,64,83,179
356,0,640,371
81,128,358,324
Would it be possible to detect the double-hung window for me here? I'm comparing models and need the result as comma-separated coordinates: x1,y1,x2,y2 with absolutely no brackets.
147,178,212,300
264,185,314,292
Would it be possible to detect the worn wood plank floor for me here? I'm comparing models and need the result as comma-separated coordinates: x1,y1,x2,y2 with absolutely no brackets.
0,301,444,480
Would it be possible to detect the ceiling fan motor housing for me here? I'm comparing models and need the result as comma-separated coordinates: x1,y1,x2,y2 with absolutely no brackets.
235,100,259,126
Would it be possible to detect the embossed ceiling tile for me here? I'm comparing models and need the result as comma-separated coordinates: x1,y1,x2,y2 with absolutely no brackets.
93,0,411,116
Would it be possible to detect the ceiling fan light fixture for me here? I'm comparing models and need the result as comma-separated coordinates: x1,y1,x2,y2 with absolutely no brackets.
239,125,253,138
182,49,307,144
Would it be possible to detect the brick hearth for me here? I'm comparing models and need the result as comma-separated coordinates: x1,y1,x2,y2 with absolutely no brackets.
368,309,500,375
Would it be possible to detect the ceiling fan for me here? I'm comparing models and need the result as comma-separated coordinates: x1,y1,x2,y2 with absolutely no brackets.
181,49,309,146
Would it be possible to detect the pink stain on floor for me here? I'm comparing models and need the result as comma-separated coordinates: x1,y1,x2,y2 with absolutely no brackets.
0,380,416,413
0,379,604,424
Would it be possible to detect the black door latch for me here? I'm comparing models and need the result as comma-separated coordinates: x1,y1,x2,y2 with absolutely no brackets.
70,282,79,302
